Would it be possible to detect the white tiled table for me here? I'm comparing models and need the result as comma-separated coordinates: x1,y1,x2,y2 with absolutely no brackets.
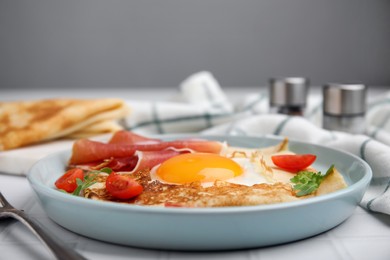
1,86,390,260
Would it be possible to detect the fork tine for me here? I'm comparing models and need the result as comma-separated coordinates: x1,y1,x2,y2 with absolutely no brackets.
0,192,11,207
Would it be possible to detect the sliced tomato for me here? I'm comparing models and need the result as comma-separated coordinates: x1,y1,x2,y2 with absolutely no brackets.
271,154,317,172
55,168,84,193
106,172,143,199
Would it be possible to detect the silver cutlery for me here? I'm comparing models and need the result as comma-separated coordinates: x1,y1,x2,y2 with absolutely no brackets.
0,192,87,260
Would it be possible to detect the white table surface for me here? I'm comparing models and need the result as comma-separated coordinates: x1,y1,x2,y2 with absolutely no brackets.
1,86,390,260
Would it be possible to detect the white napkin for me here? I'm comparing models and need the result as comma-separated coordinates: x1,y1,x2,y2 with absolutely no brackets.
2,71,390,216
123,71,237,134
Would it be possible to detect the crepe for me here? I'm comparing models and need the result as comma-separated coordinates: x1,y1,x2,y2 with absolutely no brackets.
0,98,130,151
84,165,347,207
66,120,124,139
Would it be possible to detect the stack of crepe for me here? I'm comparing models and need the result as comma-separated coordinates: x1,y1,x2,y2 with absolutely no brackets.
0,98,130,151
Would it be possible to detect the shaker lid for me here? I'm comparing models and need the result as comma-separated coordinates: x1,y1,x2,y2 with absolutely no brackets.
269,77,309,106
323,83,367,116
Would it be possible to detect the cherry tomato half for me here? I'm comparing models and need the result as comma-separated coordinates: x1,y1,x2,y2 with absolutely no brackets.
271,154,317,172
106,172,143,199
55,168,84,192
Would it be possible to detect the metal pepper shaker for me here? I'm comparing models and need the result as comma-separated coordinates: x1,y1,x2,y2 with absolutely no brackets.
322,83,367,134
269,77,309,116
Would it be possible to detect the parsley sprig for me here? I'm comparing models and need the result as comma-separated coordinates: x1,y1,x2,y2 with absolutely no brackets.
290,165,334,197
72,167,112,196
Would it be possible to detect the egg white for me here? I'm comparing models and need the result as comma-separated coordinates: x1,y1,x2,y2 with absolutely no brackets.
150,156,276,187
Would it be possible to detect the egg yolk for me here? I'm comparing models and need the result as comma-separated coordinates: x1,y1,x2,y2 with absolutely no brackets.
156,153,243,184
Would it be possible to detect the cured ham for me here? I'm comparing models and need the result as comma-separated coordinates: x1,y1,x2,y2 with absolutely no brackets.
90,149,186,173
93,157,139,172
130,149,186,173
70,139,137,165
109,130,161,145
69,132,224,165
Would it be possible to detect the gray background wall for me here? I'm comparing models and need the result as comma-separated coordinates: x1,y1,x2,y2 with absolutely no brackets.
1,0,389,89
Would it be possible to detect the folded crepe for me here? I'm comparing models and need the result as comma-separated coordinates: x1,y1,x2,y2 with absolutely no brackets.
0,98,130,151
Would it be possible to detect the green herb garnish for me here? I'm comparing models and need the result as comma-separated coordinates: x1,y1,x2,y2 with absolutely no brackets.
290,165,334,197
72,168,112,196
100,167,113,174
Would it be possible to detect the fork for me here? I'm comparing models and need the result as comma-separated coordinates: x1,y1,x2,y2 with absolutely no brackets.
0,192,87,260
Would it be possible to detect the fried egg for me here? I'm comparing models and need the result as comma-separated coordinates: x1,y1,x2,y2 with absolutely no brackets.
150,152,274,187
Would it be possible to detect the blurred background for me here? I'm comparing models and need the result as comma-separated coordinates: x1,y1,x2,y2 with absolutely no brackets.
1,0,389,89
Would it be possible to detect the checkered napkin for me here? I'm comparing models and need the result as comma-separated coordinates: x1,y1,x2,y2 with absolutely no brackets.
124,71,390,215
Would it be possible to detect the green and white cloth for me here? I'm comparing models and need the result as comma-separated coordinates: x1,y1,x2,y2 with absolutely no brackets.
124,71,390,215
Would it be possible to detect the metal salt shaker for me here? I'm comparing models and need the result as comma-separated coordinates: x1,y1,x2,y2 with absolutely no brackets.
322,83,367,134
269,77,309,116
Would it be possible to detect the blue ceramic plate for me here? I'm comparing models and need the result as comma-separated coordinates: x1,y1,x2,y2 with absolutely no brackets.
27,135,372,250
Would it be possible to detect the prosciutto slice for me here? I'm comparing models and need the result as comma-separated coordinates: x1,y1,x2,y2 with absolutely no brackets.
94,156,139,172
69,137,223,165
129,149,184,173
87,149,184,172
109,130,161,145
